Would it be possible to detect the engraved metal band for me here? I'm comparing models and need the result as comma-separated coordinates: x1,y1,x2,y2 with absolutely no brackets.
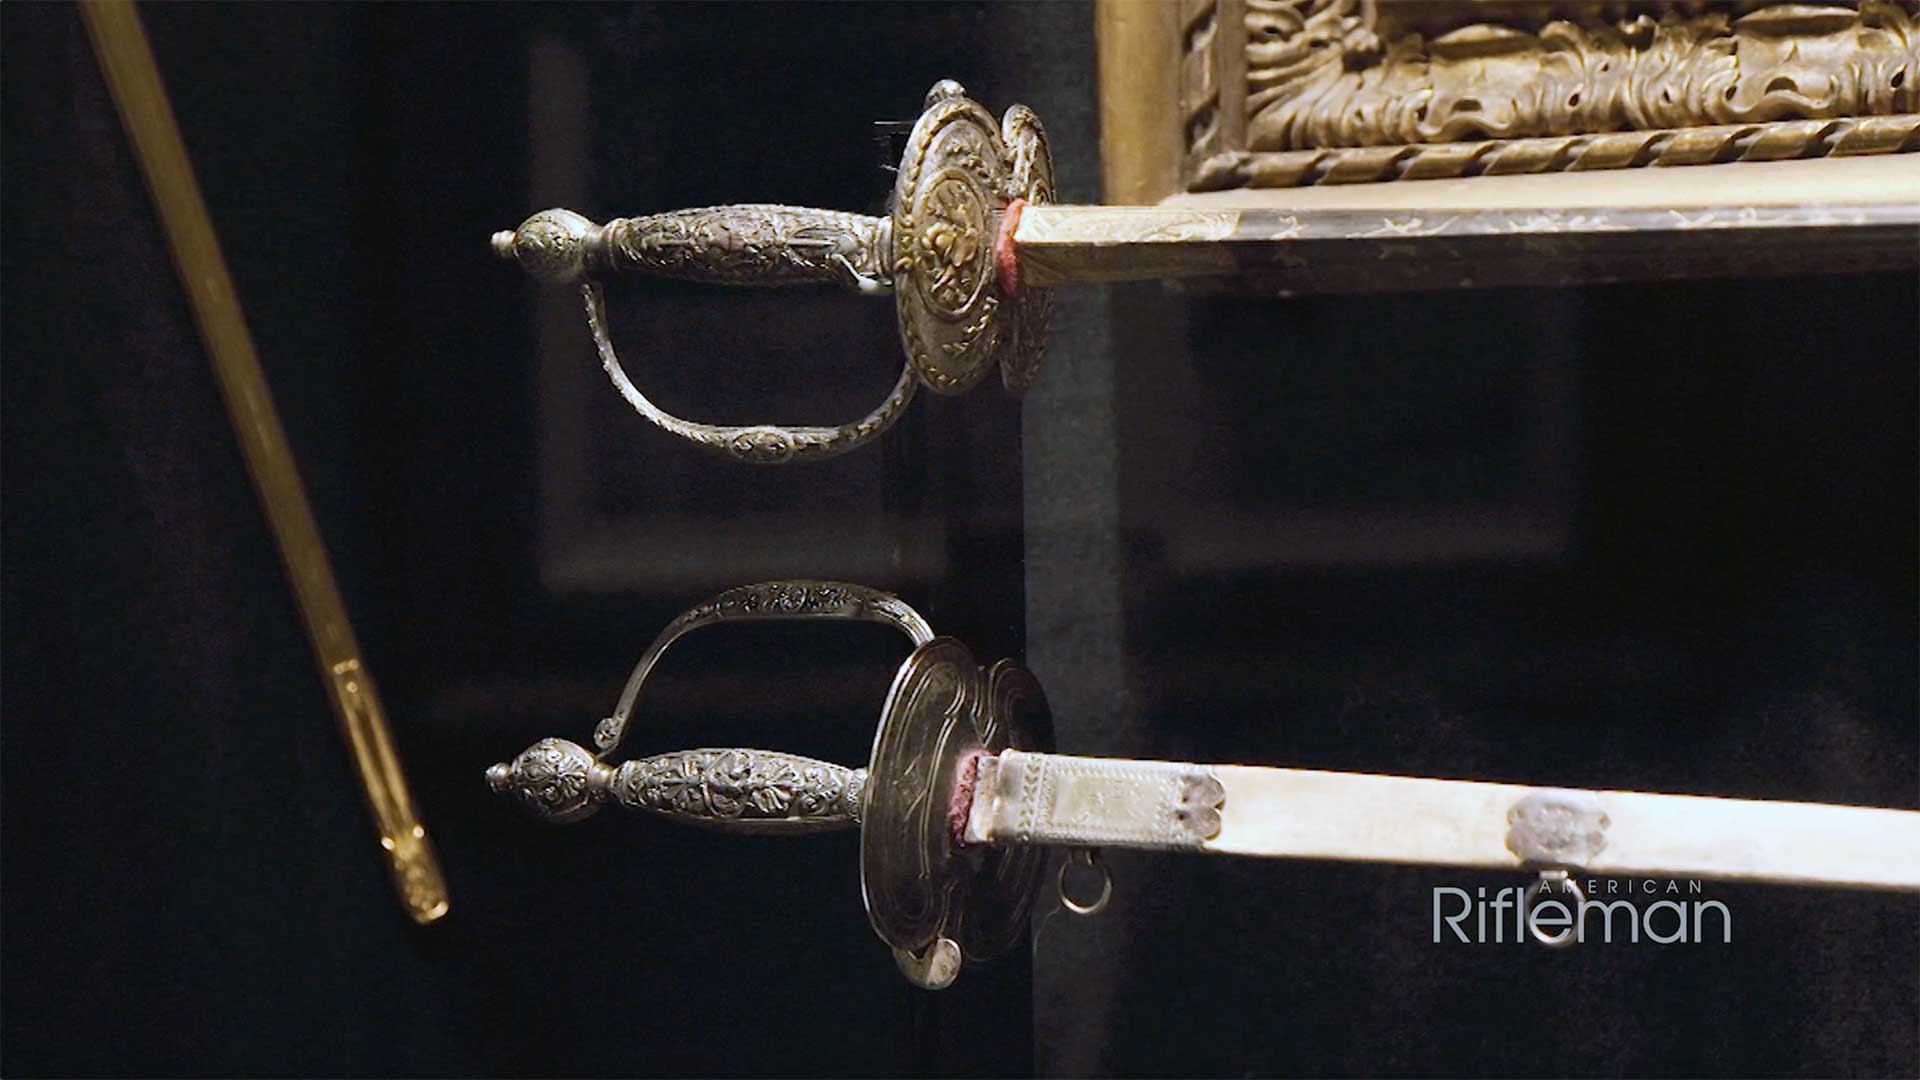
594,581,935,756
583,282,918,465
1505,790,1610,868
965,750,1227,851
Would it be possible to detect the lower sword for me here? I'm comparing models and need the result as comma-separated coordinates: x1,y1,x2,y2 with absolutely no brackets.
486,581,1918,988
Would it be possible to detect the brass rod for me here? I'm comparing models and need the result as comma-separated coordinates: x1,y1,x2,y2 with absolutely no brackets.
79,0,449,924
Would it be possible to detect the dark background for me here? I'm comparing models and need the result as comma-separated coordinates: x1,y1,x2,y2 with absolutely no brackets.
4,2,1916,1077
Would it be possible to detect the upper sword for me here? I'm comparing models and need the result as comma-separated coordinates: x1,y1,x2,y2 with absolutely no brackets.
491,80,1920,465
492,80,1053,465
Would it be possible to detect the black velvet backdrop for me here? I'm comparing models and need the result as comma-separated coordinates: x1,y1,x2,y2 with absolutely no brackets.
5,3,1917,1078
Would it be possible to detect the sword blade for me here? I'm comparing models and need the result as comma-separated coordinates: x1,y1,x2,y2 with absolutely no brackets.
965,750,1920,890
1010,175,1920,291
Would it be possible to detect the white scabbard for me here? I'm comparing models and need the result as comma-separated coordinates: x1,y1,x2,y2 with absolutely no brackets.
965,750,1920,890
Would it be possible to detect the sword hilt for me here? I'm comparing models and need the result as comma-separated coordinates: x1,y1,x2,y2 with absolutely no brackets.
490,80,1055,465
491,205,891,292
487,740,866,832
485,579,1054,989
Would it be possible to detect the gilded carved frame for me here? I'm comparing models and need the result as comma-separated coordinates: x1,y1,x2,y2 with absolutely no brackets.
1098,0,1920,202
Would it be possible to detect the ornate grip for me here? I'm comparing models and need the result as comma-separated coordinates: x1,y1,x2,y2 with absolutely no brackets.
488,738,866,833
492,205,891,292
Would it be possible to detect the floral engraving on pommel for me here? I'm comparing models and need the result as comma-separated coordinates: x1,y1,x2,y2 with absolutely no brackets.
487,738,608,824
494,208,598,285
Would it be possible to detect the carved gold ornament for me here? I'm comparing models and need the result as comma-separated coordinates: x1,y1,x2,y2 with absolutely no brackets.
1158,0,1920,190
